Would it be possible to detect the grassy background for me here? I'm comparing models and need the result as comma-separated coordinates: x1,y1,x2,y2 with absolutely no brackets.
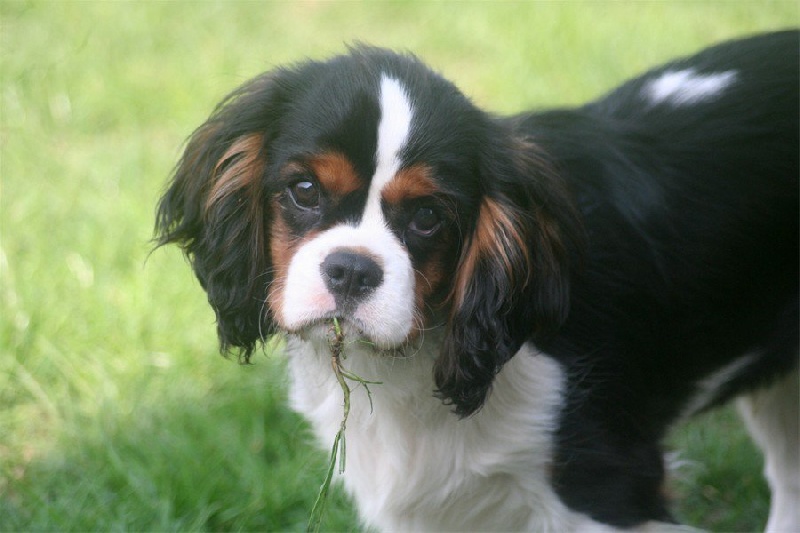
2,1,796,530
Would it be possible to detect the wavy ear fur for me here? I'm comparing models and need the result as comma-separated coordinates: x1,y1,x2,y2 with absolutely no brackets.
435,137,583,416
155,73,289,359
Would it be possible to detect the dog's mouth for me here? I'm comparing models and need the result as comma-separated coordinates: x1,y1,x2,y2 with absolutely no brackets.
287,315,414,357
286,314,369,342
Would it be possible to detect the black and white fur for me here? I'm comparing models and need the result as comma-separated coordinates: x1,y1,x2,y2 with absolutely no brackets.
157,31,799,531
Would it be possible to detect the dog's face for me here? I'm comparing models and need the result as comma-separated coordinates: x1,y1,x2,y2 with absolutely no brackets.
157,47,579,415
267,74,479,348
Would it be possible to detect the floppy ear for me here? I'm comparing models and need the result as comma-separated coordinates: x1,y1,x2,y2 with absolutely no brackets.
435,138,582,416
155,73,287,359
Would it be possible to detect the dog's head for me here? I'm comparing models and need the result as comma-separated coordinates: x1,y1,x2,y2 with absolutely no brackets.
156,47,580,416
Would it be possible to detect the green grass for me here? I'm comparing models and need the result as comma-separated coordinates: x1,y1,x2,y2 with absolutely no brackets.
2,1,796,530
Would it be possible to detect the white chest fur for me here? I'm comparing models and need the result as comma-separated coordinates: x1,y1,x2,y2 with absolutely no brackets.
286,331,613,531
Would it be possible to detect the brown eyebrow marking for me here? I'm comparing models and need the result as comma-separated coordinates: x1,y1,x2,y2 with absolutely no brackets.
381,164,440,205
306,152,362,197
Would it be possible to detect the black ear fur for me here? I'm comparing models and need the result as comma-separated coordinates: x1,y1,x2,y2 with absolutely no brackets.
435,137,583,416
155,73,290,359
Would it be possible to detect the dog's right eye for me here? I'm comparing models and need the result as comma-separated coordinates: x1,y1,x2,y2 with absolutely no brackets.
408,206,442,237
288,178,320,210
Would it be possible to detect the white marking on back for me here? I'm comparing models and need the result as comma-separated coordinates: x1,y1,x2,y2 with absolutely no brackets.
362,75,413,224
644,68,737,106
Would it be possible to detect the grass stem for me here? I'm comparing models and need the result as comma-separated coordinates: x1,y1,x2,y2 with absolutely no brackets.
307,318,381,533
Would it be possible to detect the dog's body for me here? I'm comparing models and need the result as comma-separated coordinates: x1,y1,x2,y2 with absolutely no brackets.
157,31,799,531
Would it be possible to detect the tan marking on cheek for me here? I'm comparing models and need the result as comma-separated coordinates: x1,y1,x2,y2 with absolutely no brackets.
414,262,444,315
266,207,291,324
307,152,361,197
267,204,322,326
381,164,439,205
411,239,454,336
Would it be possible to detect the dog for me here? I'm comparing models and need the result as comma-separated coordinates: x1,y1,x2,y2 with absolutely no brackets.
156,31,798,531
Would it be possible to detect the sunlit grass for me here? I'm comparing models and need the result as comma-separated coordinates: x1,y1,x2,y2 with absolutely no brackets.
3,1,795,530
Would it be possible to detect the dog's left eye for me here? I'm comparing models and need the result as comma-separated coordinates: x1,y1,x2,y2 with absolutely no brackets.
288,178,320,210
408,206,442,237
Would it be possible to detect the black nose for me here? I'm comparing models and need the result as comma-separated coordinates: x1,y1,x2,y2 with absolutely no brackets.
321,250,384,307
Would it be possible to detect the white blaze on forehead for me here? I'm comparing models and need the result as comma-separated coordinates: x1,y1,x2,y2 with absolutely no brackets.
278,75,418,345
644,68,737,106
362,75,413,223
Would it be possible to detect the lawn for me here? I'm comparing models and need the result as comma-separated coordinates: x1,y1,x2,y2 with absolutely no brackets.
2,2,796,530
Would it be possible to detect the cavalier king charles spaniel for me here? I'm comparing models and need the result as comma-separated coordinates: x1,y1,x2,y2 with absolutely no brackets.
157,31,798,531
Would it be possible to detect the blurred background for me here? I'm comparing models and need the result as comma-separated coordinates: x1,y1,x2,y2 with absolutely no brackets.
2,2,796,530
